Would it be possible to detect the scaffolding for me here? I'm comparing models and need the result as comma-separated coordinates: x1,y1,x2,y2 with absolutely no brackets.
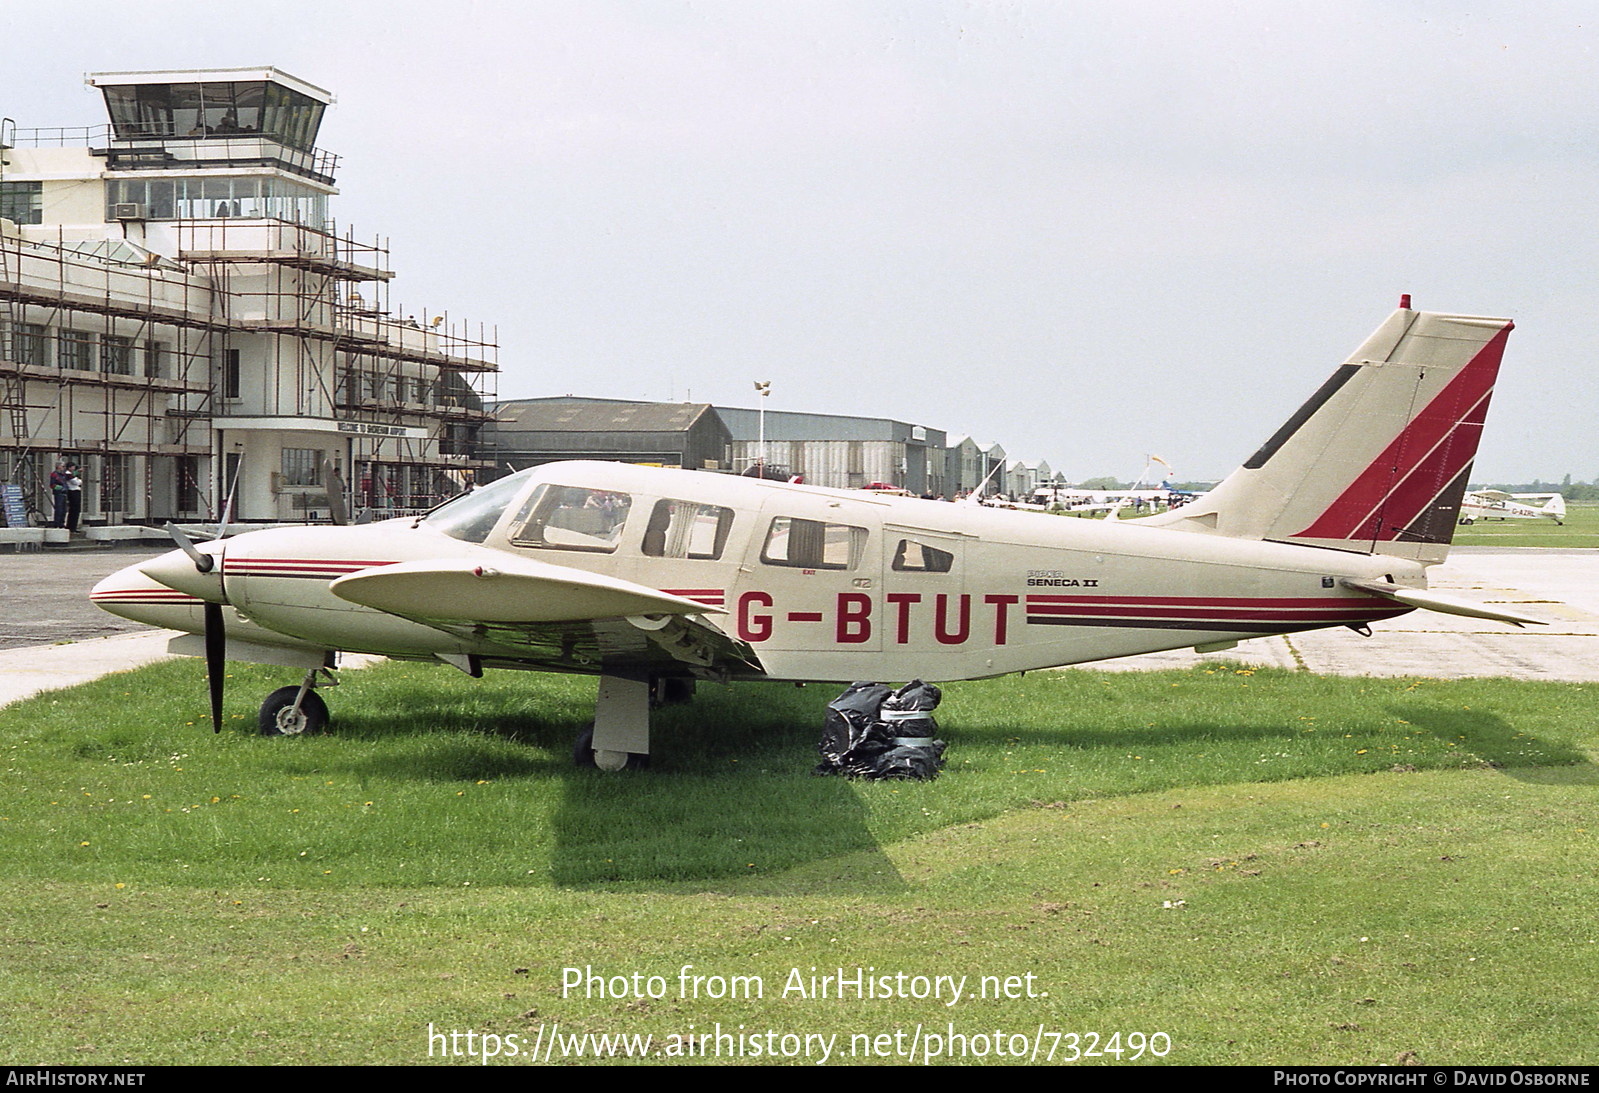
0,104,498,527
0,219,221,524
175,217,497,517
0,214,497,524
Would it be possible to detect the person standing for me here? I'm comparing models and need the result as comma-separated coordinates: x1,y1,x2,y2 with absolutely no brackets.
48,462,69,528
62,461,82,532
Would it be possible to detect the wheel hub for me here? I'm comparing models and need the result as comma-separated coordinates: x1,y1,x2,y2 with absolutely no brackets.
274,707,311,735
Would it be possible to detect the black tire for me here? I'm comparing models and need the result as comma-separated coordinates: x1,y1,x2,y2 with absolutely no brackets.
259,686,329,737
573,724,597,767
651,676,696,707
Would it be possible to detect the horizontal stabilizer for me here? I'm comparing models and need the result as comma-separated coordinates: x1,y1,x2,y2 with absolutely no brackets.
1339,578,1546,628
330,557,721,624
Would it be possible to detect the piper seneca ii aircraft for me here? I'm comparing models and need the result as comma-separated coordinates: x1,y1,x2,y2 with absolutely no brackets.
93,298,1542,770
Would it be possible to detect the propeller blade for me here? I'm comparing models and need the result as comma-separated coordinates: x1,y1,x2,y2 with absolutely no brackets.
204,601,225,732
165,522,214,572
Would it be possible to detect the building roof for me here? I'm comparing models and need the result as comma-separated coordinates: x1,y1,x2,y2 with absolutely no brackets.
492,397,721,434
716,405,945,446
86,67,334,104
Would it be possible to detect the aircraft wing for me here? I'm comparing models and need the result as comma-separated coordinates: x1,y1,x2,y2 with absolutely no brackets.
329,557,763,676
330,556,722,622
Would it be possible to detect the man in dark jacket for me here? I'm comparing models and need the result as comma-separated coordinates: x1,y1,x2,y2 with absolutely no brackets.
48,462,69,528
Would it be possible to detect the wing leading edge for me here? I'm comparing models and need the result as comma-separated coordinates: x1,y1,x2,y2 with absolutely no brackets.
329,556,762,677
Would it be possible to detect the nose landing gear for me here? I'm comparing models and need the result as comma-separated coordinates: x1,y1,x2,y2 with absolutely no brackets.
258,665,339,736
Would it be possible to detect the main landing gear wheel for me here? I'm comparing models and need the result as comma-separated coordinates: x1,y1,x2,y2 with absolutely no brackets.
259,686,330,737
572,725,648,771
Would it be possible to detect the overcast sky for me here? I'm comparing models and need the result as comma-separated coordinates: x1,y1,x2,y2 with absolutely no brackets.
7,1,1595,482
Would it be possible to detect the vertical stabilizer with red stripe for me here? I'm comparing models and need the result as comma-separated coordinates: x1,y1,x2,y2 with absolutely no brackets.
1141,304,1514,564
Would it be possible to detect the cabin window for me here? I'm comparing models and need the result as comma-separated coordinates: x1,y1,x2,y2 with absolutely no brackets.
642,499,734,560
891,539,954,573
761,516,866,571
510,484,632,553
426,472,530,543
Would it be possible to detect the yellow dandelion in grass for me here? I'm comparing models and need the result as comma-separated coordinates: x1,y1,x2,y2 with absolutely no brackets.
210,796,221,804
114,883,125,890
1356,749,1368,755
79,841,89,847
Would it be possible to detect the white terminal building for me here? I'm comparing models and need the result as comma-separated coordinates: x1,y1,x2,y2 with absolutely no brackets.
0,67,497,527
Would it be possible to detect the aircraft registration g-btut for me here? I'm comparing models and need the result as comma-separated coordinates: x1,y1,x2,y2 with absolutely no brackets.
94,299,1542,771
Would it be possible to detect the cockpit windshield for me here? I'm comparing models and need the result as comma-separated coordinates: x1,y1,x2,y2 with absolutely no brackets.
423,471,535,543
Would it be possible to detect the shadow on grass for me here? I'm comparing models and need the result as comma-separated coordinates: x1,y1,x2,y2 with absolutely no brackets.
276,673,905,891
1390,703,1597,783
544,682,905,891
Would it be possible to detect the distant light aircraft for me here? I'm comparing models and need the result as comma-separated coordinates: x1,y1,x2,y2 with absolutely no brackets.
1459,490,1566,525
94,300,1541,770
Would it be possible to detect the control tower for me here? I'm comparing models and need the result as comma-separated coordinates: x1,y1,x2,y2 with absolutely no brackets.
0,68,495,529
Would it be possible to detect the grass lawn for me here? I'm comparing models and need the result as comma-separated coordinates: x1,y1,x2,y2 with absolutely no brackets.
1,659,1594,1065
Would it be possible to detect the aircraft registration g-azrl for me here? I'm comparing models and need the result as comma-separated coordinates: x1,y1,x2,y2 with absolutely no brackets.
1459,489,1567,525
94,299,1542,770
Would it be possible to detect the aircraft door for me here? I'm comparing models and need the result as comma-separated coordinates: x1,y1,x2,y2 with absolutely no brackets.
881,526,971,656
733,497,883,655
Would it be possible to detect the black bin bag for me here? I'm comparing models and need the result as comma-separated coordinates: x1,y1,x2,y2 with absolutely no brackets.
815,679,945,780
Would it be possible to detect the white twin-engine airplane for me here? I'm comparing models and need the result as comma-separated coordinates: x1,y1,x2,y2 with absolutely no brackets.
94,299,1542,770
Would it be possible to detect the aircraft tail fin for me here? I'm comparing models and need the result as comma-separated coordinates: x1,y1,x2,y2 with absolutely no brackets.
1141,301,1514,564
1525,492,1567,521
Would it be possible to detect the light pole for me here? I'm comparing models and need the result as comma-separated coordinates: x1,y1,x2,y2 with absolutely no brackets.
753,380,771,478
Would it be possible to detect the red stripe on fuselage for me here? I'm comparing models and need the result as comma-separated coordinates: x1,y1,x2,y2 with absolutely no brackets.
225,558,398,577
1026,605,1397,623
1024,594,1384,608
